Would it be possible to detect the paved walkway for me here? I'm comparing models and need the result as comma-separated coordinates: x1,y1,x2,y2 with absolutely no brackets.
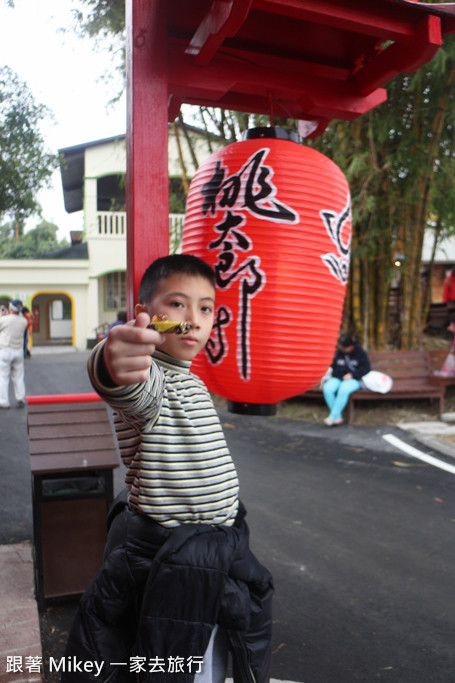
0,544,42,683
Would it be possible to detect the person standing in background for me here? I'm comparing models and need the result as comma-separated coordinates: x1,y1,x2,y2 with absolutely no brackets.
22,306,32,358
106,310,127,335
0,299,28,409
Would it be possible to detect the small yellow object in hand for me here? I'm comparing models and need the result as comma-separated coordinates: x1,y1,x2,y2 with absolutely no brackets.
147,314,192,335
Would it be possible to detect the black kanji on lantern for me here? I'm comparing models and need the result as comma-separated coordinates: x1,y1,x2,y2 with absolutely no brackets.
201,148,298,380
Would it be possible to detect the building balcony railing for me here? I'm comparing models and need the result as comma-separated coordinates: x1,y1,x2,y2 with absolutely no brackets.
96,212,185,243
97,211,126,236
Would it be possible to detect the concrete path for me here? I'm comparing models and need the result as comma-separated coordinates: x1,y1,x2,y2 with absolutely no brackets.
0,544,42,683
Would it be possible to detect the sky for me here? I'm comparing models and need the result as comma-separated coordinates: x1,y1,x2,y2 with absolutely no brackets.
0,0,126,238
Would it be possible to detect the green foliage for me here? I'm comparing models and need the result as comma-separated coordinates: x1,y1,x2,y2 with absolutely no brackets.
169,192,186,215
0,66,58,225
71,0,125,94
0,220,69,258
72,0,125,40
307,36,455,348
195,108,262,143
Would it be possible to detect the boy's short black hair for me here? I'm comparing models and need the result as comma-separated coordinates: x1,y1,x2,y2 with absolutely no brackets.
338,333,355,348
138,254,216,304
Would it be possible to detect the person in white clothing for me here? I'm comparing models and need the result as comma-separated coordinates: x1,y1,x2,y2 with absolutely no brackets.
0,299,28,409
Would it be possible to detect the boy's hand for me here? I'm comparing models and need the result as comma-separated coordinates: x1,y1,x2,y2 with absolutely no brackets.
103,312,165,386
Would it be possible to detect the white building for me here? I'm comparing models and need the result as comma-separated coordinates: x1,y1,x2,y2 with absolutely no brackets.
0,125,223,350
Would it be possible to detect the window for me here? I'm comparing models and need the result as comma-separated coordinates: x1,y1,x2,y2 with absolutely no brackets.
52,300,63,320
97,174,126,212
51,300,72,320
105,272,126,310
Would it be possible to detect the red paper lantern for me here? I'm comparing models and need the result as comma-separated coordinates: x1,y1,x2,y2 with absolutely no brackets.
182,128,351,413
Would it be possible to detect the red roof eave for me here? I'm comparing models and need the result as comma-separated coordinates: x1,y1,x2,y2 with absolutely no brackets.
166,0,455,135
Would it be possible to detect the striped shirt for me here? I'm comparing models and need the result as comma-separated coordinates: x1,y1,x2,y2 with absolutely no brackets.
88,343,239,528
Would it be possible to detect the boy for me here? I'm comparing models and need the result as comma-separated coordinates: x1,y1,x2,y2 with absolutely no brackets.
63,255,273,683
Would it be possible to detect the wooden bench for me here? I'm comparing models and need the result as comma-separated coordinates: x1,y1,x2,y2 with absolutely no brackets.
302,350,445,425
27,393,119,609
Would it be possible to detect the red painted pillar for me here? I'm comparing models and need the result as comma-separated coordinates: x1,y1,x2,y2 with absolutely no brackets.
126,0,169,314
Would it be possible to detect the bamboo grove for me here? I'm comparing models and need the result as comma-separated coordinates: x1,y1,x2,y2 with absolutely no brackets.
308,38,455,351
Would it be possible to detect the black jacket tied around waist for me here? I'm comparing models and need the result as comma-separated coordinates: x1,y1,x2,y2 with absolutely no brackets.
62,493,274,683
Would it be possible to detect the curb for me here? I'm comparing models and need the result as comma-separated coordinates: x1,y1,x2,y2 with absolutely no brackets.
411,433,455,461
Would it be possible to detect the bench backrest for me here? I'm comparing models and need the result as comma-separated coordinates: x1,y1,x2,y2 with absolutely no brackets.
427,348,450,374
368,350,430,381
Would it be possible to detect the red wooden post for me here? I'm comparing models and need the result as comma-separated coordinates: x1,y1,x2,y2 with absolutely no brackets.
126,0,169,315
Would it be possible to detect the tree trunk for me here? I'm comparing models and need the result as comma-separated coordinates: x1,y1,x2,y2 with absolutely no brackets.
350,231,363,339
178,114,199,172
172,121,189,195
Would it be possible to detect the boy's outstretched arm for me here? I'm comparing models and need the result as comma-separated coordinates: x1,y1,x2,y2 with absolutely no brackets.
103,312,165,387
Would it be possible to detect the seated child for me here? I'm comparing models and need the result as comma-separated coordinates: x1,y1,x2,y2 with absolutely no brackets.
62,254,273,683
323,333,370,426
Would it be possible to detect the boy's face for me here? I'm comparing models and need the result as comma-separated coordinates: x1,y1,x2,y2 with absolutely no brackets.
137,273,216,362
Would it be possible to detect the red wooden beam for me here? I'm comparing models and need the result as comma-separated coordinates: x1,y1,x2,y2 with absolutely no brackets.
186,0,253,65
26,394,102,405
355,14,442,95
168,47,388,121
252,0,452,40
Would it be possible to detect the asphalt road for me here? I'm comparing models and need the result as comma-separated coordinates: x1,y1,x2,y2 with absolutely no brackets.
228,414,455,683
2,351,455,682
